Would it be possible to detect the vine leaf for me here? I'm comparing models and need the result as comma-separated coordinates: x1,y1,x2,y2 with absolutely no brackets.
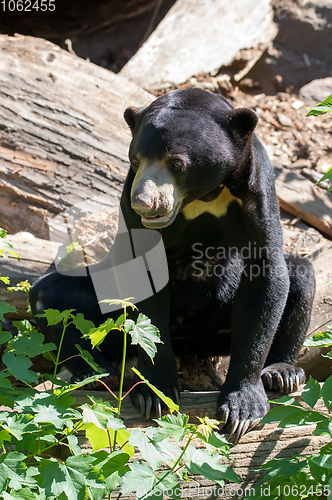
126,314,161,362
302,376,321,409
132,369,179,414
39,455,106,500
0,302,17,322
2,352,38,385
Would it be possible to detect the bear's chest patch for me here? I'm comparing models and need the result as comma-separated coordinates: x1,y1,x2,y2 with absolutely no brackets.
183,186,242,220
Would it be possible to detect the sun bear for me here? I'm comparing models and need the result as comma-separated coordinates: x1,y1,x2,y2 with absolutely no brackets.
30,88,315,443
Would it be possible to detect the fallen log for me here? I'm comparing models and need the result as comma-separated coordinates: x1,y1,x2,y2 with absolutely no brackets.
0,34,153,238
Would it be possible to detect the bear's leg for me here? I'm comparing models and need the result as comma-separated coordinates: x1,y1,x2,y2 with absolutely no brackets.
261,253,315,393
30,271,119,386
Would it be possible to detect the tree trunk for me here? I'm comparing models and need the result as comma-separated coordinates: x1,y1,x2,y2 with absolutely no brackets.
0,34,153,238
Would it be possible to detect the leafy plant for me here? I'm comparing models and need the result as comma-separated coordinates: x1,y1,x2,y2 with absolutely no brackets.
306,94,332,193
244,325,332,499
0,229,238,499
306,94,332,117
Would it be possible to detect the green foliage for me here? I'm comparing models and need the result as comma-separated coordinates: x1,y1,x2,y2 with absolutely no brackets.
318,165,332,194
306,94,332,116
0,236,238,499
0,229,19,262
307,94,332,193
246,326,332,498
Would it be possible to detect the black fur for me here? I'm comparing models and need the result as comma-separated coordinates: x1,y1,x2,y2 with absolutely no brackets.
30,88,315,435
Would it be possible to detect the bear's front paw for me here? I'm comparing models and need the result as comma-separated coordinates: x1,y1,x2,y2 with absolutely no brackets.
130,367,179,420
217,381,269,444
262,363,305,393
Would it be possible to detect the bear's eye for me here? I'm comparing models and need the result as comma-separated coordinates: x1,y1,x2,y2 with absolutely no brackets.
171,159,184,171
131,157,139,170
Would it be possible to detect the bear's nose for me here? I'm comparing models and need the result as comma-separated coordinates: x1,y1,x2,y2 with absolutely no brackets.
131,193,156,213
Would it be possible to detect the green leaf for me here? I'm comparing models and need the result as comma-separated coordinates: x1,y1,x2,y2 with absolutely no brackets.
115,314,125,327
10,330,56,358
39,455,106,500
54,372,110,395
2,487,42,499
197,430,230,457
87,318,119,349
109,428,134,458
304,330,332,347
2,413,36,441
99,297,137,311
153,413,190,442
258,457,307,487
0,452,34,493
84,422,110,452
309,458,327,483
129,428,162,469
311,453,332,469
0,330,12,345
321,442,332,455
306,94,332,116
0,372,13,389
121,461,155,496
7,280,31,294
301,376,321,408
313,419,331,436
36,308,75,326
92,450,130,492
278,409,326,428
81,403,125,432
322,376,332,410
72,313,95,335
0,430,12,451
81,403,134,456
316,165,332,186
2,352,38,385
126,314,162,362
15,392,79,430
260,401,303,424
0,302,17,322
0,276,10,285
184,445,240,485
128,428,182,471
196,416,220,440
75,345,103,373
153,471,180,500
0,229,20,261
67,435,82,456
132,368,179,413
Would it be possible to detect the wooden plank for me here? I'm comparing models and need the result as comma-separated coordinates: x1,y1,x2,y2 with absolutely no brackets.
0,34,153,238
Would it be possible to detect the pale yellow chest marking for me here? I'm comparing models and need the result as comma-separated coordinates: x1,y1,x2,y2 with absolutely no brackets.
183,186,242,220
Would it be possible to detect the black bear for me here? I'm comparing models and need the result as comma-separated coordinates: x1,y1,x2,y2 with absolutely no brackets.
30,88,315,443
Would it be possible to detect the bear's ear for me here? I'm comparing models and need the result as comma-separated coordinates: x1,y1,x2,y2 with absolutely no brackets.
228,108,258,142
124,106,143,132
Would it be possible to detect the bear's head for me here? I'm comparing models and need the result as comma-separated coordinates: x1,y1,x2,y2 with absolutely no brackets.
124,87,258,229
